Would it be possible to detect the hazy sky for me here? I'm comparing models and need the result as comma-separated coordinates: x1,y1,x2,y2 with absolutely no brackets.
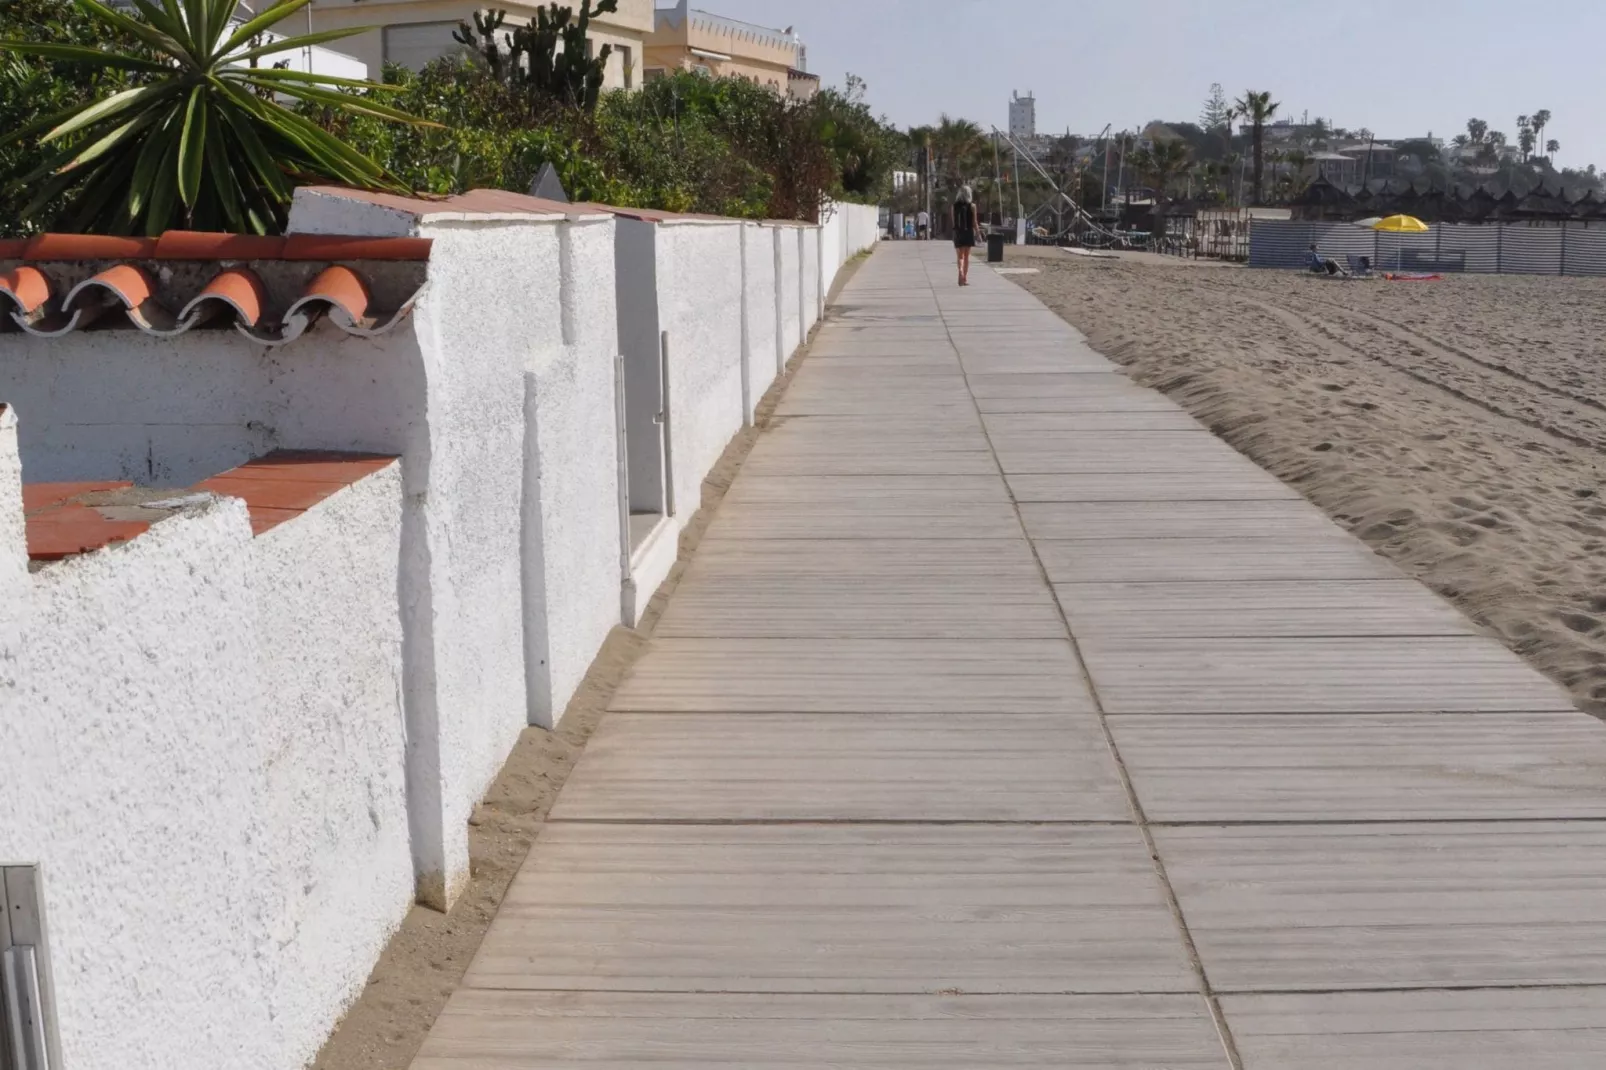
708,0,1605,168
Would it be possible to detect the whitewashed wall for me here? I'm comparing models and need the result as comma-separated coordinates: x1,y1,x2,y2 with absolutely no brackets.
0,190,879,1070
801,224,822,336
0,431,411,1070
253,465,413,1068
657,220,745,525
522,216,623,729
740,222,777,423
778,225,803,360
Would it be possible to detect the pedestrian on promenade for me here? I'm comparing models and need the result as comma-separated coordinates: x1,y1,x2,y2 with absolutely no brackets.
916,208,930,239
952,185,979,285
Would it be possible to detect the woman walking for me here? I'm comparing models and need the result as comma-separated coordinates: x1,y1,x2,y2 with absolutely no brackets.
952,185,979,286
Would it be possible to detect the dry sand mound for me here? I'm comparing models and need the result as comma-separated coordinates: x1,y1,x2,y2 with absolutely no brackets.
1012,250,1606,715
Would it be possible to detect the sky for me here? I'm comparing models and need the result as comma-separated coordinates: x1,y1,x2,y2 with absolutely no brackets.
707,0,1606,168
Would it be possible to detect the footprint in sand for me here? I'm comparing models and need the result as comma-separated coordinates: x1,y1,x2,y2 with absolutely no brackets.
1557,612,1602,635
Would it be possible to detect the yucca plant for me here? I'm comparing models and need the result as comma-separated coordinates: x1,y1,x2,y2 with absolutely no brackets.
0,0,432,234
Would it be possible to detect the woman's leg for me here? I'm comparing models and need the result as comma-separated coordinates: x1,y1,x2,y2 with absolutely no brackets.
959,245,971,283
955,244,965,284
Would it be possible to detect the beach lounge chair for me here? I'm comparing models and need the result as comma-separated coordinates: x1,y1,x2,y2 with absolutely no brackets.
1346,254,1373,277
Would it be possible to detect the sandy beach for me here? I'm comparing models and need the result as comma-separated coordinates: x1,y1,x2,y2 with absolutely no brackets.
1009,248,1606,716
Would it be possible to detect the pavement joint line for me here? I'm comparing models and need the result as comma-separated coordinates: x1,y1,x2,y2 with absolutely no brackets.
926,250,1249,1070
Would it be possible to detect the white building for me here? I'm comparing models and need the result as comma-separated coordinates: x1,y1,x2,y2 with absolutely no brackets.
1009,90,1036,140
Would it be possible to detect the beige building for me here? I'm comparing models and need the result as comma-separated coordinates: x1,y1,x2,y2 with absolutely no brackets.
308,0,654,89
644,0,818,98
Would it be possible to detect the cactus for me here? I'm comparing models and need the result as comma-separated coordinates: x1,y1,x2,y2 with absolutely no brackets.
456,0,619,114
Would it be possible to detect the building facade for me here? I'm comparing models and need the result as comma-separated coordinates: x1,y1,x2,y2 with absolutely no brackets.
644,1,817,98
1009,90,1036,139
308,0,654,90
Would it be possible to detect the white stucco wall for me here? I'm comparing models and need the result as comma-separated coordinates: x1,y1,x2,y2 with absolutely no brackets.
777,225,802,361
655,221,745,529
742,223,779,421
0,192,883,1070
4,498,274,1070
252,465,413,1069
0,458,413,1070
802,223,821,336
820,205,844,300
522,216,622,727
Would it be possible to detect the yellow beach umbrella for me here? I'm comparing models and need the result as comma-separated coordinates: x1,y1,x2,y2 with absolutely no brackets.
1372,214,1429,233
1372,214,1430,270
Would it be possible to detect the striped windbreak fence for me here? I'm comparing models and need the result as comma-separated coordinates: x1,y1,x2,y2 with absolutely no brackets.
1249,219,1606,276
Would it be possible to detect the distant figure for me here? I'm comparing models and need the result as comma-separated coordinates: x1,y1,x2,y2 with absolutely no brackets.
952,185,979,286
1307,242,1342,276
916,208,930,240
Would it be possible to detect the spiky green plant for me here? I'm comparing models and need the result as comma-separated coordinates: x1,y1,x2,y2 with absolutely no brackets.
0,0,433,234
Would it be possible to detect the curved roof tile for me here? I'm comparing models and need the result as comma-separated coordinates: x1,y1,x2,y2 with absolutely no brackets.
0,230,427,345
1,266,50,317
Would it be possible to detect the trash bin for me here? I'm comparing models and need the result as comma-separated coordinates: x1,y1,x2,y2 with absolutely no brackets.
985,230,1006,263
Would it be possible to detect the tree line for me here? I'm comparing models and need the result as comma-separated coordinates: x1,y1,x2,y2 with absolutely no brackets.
885,84,1599,235
0,0,904,235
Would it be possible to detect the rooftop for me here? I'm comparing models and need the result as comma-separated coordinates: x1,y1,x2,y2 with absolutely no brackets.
654,1,802,50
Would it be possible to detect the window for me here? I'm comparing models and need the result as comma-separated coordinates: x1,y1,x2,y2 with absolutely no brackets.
382,21,470,71
644,66,666,83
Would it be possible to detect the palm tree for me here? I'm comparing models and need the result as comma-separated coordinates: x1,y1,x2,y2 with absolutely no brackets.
1547,139,1560,162
1233,89,1278,205
1531,109,1552,158
1130,138,1190,236
930,114,987,194
1283,148,1312,194
0,0,428,233
1518,117,1536,162
1466,118,1488,146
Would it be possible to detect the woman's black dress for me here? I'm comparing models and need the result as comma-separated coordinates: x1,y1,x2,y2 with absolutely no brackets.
953,200,977,248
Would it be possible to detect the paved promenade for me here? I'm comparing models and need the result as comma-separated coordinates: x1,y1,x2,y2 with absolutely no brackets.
413,243,1606,1067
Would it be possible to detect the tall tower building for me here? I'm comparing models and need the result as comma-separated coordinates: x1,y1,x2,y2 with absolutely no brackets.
1009,90,1036,139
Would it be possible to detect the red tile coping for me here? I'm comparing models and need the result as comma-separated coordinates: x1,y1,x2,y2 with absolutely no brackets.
194,450,397,535
298,185,584,220
25,504,151,561
22,480,132,513
0,231,432,263
20,450,397,560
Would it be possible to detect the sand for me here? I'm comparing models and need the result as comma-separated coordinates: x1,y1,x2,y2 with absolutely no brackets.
1009,247,1606,716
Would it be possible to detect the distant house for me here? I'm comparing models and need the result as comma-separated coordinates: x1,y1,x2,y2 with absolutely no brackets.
309,0,655,90
644,1,817,98
1311,152,1361,187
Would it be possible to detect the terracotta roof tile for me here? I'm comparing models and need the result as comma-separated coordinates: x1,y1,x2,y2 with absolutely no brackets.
23,235,159,260
22,480,133,513
182,267,266,328
282,234,433,261
19,450,398,560
24,503,150,561
1,265,50,317
196,448,399,534
153,231,287,260
0,234,425,344
297,185,592,221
